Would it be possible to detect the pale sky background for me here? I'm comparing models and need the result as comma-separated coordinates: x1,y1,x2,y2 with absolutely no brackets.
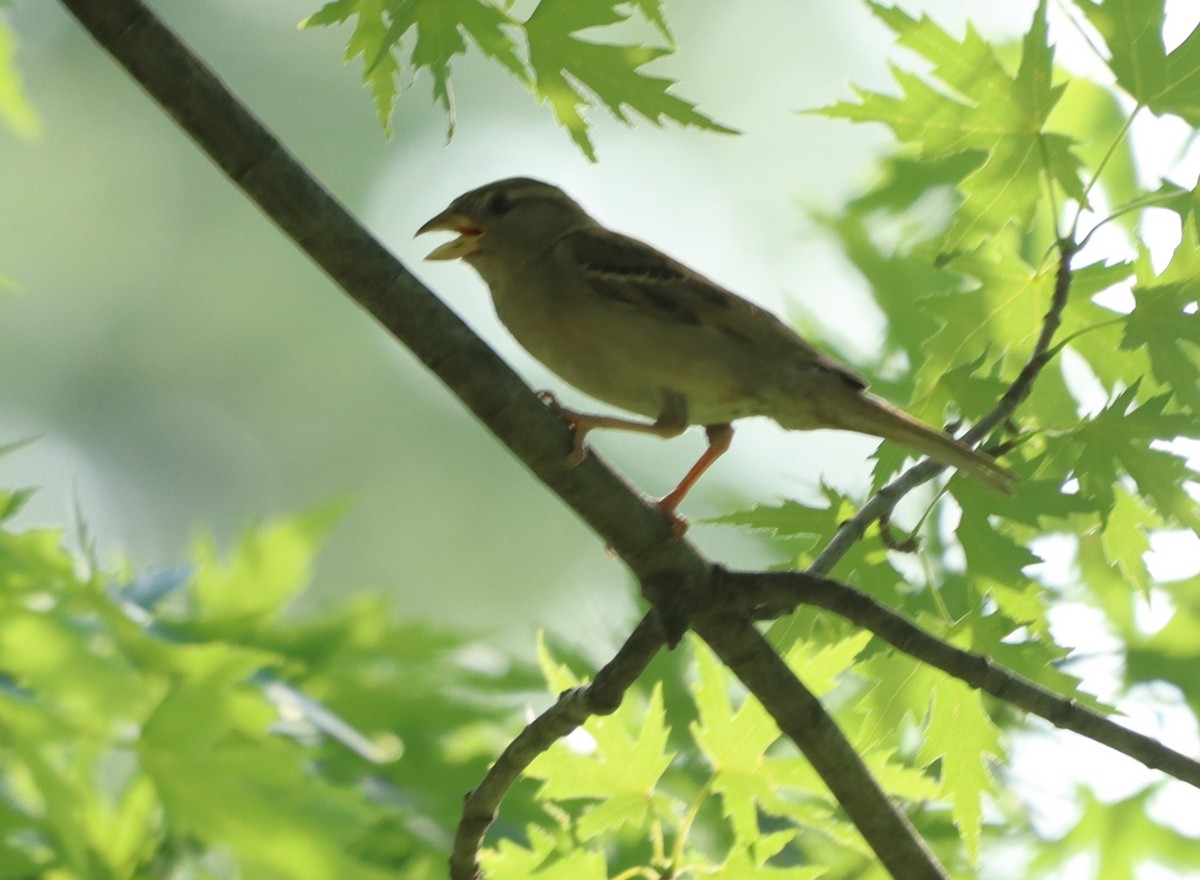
1,1,1198,876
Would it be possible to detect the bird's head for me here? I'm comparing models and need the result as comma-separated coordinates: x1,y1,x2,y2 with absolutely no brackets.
417,178,595,273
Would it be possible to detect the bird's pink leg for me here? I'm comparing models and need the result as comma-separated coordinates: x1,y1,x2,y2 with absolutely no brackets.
657,423,734,536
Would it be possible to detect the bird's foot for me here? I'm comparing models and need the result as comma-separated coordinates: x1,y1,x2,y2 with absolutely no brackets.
537,390,589,466
655,499,690,539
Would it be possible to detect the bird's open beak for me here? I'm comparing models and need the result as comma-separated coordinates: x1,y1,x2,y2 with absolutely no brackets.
416,210,483,261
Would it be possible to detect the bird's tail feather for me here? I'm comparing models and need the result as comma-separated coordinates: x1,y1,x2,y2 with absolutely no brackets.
807,394,1017,495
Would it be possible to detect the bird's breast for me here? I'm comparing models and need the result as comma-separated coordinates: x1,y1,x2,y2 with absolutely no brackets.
485,265,772,425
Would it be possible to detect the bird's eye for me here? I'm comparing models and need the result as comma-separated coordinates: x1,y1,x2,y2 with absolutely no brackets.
487,192,514,216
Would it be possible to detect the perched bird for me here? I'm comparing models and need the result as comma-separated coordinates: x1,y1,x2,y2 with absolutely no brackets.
418,178,1015,529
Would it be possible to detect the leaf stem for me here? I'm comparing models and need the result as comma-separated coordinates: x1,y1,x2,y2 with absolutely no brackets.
668,778,715,870
1054,315,1128,349
1069,106,1141,240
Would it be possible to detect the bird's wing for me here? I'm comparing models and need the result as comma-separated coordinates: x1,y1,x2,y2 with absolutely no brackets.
559,227,867,390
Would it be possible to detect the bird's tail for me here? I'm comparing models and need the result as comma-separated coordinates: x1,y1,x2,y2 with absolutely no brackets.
797,392,1017,495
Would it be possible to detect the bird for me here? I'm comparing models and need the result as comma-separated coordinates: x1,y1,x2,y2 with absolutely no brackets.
417,177,1016,531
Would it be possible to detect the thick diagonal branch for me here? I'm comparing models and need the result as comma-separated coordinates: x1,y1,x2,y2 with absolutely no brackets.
692,608,948,880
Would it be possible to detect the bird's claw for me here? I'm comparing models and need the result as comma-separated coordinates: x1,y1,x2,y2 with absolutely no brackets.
536,390,563,412
538,390,589,467
655,501,689,539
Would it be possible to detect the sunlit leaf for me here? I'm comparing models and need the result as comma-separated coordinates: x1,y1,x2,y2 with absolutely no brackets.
522,0,735,159
1079,0,1200,124
815,0,1080,250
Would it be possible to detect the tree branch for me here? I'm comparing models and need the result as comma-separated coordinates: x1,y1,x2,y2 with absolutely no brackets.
728,568,1200,789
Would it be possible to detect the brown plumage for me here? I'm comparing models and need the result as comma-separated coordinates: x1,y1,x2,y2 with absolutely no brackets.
418,178,1016,525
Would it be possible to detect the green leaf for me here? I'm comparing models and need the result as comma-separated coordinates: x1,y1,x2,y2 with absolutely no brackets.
1121,235,1200,417
690,641,793,843
0,487,33,522
140,677,389,880
11,741,96,876
303,0,401,131
1130,181,1200,236
1126,573,1200,713
815,0,1080,250
386,0,525,130
482,827,609,880
783,630,874,698
1067,386,1200,535
1030,787,1200,878
812,154,971,388
536,629,584,694
909,240,1052,421
1100,487,1157,598
954,496,1048,626
190,503,346,632
628,0,673,44
1057,260,1145,398
522,0,736,160
0,608,148,727
1079,0,1200,124
708,844,825,880
703,491,847,541
304,0,525,135
304,0,731,155
963,610,1105,710
526,653,674,839
917,675,1001,864
691,633,881,849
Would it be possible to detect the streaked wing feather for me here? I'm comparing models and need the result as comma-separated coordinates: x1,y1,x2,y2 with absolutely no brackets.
562,227,867,390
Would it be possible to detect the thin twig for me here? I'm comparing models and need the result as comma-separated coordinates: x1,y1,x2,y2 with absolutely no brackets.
809,238,1076,576
451,616,665,880
729,569,1200,789
878,509,921,553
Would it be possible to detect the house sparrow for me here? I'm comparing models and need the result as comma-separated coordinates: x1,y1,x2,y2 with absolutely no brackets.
418,178,1015,527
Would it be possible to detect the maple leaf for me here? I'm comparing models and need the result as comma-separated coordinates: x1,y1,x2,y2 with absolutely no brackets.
918,676,1001,863
525,638,675,841
305,0,732,154
304,0,524,136
1068,386,1200,535
304,0,401,129
1079,0,1200,124
1121,232,1200,418
814,0,1082,251
522,0,735,160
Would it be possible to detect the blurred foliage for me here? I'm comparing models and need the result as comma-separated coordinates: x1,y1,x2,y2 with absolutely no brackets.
0,10,38,139
0,489,546,878
301,0,735,158
3,0,1200,878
